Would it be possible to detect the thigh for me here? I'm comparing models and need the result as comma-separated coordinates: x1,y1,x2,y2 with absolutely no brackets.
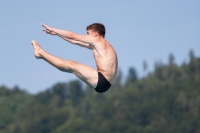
69,61,98,89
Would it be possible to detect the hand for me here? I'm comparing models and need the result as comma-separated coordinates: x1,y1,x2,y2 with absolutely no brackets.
41,23,57,35
42,29,57,35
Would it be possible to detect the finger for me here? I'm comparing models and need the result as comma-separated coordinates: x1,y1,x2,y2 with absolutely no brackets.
42,28,47,31
42,29,47,33
42,28,49,32
41,23,47,28
42,30,49,34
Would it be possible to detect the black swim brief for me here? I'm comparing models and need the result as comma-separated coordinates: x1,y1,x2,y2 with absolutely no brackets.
95,72,111,93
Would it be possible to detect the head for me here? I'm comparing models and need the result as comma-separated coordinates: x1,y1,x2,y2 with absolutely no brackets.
86,23,106,38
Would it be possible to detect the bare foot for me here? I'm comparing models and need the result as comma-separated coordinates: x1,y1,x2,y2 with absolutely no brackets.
31,40,43,59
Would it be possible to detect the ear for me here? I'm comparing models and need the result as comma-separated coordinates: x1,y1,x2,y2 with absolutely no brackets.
93,32,98,37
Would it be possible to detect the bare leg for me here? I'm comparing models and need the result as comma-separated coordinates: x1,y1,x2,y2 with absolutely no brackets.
31,40,98,88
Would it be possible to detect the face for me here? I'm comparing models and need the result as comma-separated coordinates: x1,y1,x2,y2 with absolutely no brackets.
87,30,98,37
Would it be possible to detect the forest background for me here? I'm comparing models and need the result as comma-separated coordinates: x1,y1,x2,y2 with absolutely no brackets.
0,50,200,133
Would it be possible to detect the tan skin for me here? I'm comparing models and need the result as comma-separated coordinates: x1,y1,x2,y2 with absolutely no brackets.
31,23,118,89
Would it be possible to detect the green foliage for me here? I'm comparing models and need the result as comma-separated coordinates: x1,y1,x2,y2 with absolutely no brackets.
125,67,138,86
0,51,200,133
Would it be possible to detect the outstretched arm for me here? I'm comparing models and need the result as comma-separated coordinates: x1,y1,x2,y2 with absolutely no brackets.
42,23,95,45
42,28,92,50
57,34,92,50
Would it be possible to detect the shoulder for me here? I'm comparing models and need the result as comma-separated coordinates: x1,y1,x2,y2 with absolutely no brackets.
86,35,104,47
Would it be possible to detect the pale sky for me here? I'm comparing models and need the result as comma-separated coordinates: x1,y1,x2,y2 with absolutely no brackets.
0,0,199,94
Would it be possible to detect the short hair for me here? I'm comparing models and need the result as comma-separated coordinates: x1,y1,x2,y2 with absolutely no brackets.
86,23,106,37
